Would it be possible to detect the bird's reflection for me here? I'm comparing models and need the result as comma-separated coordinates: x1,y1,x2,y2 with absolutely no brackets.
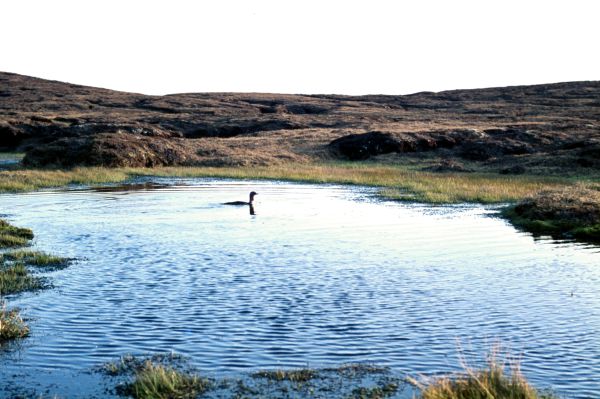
249,204,256,215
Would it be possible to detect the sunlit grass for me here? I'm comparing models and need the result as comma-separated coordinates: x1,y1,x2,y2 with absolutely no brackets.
123,360,210,399
2,250,71,269
410,351,559,399
0,301,29,342
0,163,579,204
0,167,129,192
0,220,34,248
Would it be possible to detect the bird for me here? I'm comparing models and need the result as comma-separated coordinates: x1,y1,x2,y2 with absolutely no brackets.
223,191,257,206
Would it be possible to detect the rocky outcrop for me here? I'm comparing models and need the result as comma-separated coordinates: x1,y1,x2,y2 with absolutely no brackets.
23,133,195,167
327,129,481,160
328,132,407,160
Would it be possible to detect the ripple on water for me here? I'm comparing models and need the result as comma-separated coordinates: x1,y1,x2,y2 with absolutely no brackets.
1,179,599,398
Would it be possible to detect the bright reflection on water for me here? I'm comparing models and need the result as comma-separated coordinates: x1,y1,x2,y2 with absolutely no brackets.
1,179,599,398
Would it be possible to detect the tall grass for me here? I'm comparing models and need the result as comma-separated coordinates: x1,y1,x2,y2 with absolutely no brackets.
410,351,559,399
0,164,574,203
2,250,71,269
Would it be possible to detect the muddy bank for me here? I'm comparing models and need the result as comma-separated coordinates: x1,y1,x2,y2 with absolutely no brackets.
1,72,599,172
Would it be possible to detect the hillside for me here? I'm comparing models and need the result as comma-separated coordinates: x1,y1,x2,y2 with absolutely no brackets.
1,72,599,172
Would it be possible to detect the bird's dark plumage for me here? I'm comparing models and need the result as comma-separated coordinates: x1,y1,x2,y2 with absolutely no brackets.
223,191,257,205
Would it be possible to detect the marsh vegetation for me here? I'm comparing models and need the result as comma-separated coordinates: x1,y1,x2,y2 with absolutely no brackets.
0,218,72,345
504,185,600,242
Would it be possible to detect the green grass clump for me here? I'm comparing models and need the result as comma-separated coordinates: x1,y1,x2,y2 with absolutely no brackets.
0,302,29,342
2,250,71,269
0,220,34,248
252,368,319,383
0,263,45,295
123,360,210,399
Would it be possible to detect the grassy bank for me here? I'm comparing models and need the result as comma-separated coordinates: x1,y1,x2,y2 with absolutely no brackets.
0,218,72,344
503,185,600,242
103,351,559,399
0,163,585,203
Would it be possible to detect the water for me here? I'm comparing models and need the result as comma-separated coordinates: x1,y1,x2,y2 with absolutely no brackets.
1,179,599,398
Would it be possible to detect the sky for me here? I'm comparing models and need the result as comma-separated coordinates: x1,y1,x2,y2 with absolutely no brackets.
2,0,599,95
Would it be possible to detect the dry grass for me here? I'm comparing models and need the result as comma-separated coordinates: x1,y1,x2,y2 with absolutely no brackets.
128,163,572,203
504,184,600,241
0,167,129,192
410,351,559,399
0,301,29,342
0,163,574,204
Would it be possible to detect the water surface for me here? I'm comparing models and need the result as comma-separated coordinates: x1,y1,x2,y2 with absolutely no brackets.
1,179,599,398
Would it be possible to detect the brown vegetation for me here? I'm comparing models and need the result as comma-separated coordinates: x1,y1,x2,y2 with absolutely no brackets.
504,185,600,241
1,72,599,173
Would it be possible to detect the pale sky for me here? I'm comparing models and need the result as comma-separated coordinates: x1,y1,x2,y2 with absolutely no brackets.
2,0,599,95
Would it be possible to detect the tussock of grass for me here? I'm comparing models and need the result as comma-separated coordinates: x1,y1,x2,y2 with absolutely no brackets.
0,302,29,342
504,185,600,241
2,250,71,269
410,353,558,399
0,164,572,203
252,368,319,382
0,263,46,295
0,220,34,248
123,361,210,399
